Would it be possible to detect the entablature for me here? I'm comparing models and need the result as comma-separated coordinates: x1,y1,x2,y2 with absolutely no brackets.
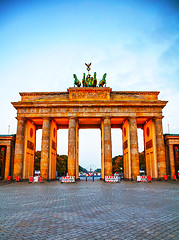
17,88,162,102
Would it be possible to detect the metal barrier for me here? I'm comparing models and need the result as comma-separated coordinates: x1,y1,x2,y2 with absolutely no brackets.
33,176,39,182
105,176,119,182
61,176,75,183
28,176,43,183
137,175,151,182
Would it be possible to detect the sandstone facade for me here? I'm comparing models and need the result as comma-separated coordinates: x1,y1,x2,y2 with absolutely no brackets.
8,87,169,180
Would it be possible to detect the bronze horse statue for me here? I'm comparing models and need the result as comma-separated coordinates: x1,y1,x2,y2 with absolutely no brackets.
73,74,81,87
99,73,107,87
92,72,97,87
82,73,87,87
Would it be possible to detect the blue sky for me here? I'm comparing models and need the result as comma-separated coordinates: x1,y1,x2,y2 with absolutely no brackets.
0,0,179,169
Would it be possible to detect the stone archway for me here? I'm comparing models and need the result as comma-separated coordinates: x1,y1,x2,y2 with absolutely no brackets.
12,87,167,180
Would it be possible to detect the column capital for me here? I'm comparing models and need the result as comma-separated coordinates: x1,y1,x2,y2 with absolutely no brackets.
128,116,137,121
154,116,164,120
16,117,26,121
42,117,51,121
68,117,77,121
104,116,111,120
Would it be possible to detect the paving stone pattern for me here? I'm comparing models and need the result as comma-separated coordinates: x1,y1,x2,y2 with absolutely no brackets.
0,180,179,240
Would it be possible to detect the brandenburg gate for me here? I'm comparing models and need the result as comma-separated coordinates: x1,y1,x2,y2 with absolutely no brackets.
11,66,168,180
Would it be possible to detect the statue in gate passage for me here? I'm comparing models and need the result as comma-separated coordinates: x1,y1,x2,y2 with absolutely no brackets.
99,73,107,87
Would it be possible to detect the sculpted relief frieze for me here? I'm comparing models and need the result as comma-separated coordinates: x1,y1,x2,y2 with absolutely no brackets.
71,91,109,100
17,106,163,118
68,88,111,100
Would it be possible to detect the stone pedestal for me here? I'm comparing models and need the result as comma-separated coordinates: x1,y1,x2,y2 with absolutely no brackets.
104,117,112,176
41,118,51,179
68,118,77,177
13,118,25,178
169,144,175,177
129,117,139,180
155,117,166,177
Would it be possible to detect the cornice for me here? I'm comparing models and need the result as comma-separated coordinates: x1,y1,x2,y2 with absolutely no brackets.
111,91,160,95
19,90,160,96
11,100,168,109
20,92,68,96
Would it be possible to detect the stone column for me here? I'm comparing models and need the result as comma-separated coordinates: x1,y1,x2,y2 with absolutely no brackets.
169,144,175,177
4,145,11,179
165,145,170,175
13,118,25,178
129,117,139,180
101,120,104,179
104,117,112,176
155,117,166,178
41,118,51,180
0,146,1,178
1,147,6,179
76,121,79,180
68,117,76,177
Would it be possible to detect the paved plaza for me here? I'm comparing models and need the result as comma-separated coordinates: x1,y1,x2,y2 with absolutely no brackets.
0,180,179,240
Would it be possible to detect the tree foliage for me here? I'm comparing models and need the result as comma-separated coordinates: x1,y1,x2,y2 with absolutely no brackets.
34,151,68,176
34,151,41,170
139,151,146,170
112,152,146,173
56,154,67,176
79,165,88,173
112,155,123,174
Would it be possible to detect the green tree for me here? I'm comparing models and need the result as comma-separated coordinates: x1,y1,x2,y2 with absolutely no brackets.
94,168,101,173
139,151,146,170
112,152,146,174
56,154,68,176
79,165,88,173
34,151,41,170
112,155,123,174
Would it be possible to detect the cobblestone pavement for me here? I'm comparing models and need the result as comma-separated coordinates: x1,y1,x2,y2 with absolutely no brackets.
0,180,179,240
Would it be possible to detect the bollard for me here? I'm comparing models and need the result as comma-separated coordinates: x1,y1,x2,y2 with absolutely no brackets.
16,176,19,182
7,176,11,182
29,176,33,183
164,175,168,181
147,175,151,182
173,175,176,180
86,176,87,181
93,176,94,182
39,176,43,183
